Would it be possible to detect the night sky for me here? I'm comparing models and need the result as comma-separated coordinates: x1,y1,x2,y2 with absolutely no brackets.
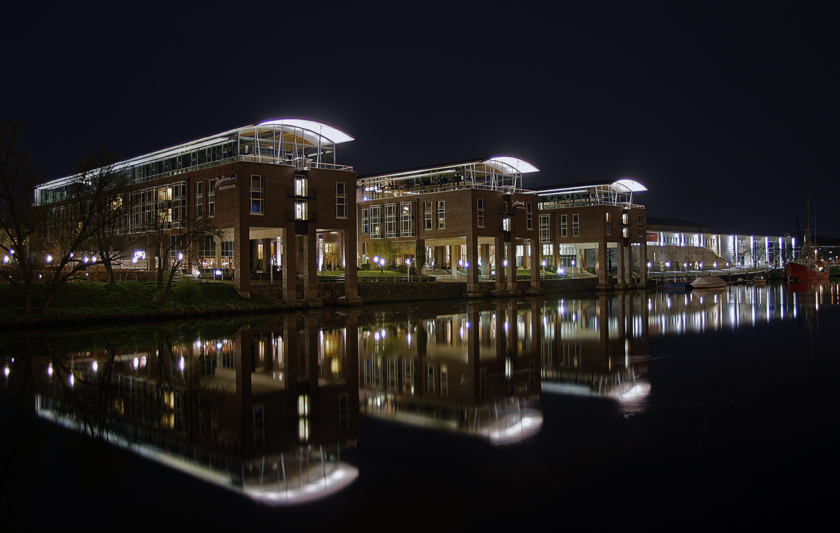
4,1,838,236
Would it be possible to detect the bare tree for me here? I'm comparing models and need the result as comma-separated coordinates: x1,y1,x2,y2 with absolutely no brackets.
0,121,47,314
145,202,220,301
75,151,140,287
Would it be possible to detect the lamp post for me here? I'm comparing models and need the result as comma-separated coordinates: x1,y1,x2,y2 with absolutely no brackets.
405,258,411,282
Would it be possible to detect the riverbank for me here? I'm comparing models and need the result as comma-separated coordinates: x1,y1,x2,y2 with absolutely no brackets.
0,281,289,329
0,276,603,329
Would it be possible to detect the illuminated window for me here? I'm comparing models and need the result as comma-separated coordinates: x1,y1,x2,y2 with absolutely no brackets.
400,202,415,237
361,208,369,235
477,198,486,228
503,217,511,232
437,201,445,229
424,202,433,230
385,203,397,238
250,175,264,214
440,365,448,395
606,212,612,235
294,175,308,197
294,200,308,220
370,204,382,238
539,214,551,242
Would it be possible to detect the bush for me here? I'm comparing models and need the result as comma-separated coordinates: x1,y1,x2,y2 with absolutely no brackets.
173,278,204,303
361,263,371,271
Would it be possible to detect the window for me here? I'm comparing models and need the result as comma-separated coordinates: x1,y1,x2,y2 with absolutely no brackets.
440,365,448,395
526,202,534,230
560,214,568,237
207,179,215,217
400,202,415,237
424,202,433,230
477,198,486,228
361,208,369,235
250,175,264,214
539,214,551,242
195,181,204,218
572,214,580,236
638,215,644,238
336,182,348,218
503,217,511,232
426,364,435,393
385,203,397,238
295,200,308,220
437,201,445,229
370,204,382,238
606,213,612,235
295,175,308,197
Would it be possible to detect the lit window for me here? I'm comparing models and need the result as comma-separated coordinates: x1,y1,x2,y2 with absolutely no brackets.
250,175,264,214
400,202,415,237
437,201,445,229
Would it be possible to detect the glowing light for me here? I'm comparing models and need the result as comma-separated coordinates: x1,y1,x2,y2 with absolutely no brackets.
48,363,53,377
177,252,183,261
2,256,8,264
91,361,98,372
503,260,509,267
132,357,139,370
179,357,185,372
69,374,75,387
46,254,52,263
3,366,9,378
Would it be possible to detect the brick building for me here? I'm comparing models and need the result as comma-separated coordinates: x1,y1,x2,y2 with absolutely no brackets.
536,179,648,289
34,119,361,305
357,157,543,295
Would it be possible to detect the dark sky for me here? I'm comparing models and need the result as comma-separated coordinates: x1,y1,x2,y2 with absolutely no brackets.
4,1,838,236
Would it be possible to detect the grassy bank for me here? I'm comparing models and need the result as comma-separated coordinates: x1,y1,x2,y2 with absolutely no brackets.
0,280,287,326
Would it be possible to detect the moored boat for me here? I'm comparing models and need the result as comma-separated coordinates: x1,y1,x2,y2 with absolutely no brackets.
785,241,828,281
690,276,727,289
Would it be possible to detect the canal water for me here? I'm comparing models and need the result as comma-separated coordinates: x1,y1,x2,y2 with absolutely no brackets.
2,282,838,529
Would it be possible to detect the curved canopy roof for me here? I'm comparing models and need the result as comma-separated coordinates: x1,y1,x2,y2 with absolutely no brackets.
257,118,354,144
612,178,647,192
484,156,539,174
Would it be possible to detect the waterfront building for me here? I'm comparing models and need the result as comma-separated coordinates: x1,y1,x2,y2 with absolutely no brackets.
535,179,649,289
645,217,795,272
356,157,542,295
33,119,360,304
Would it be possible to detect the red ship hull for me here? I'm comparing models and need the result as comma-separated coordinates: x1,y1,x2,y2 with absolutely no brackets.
785,262,829,281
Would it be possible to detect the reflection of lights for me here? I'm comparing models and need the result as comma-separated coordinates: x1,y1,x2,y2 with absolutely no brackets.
91,361,98,372
69,374,75,387
132,358,139,370
216,342,223,350
179,357,185,372
47,363,53,377
374,332,380,341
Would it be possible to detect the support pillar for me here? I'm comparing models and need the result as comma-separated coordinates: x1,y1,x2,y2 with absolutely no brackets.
464,235,482,297
281,227,299,303
339,228,363,305
302,230,321,306
527,240,543,294
234,230,251,296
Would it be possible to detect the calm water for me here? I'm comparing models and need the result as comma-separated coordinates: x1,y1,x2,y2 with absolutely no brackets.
2,282,838,529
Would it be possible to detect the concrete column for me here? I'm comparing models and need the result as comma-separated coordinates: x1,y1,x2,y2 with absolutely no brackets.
640,240,648,285
494,237,506,291
529,241,541,291
234,231,251,296
507,241,517,294
452,245,460,276
465,235,480,295
340,229,362,305
302,230,319,302
281,227,297,301
597,241,610,288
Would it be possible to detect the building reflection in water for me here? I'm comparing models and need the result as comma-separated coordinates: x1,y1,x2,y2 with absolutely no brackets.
6,282,835,505
32,315,360,505
359,300,544,444
540,294,651,415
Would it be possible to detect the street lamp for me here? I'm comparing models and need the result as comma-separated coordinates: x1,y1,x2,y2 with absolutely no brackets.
405,258,411,281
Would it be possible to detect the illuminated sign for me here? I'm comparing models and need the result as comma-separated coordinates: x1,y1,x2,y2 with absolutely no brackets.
218,174,237,190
